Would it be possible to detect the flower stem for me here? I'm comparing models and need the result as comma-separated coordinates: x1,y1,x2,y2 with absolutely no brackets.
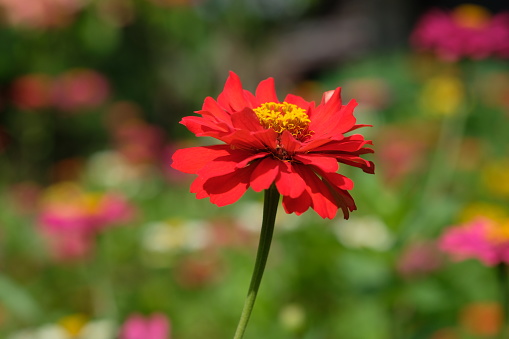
233,185,280,339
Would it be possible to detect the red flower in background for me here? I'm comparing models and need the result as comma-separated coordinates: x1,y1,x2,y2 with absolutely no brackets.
171,72,374,219
10,74,53,110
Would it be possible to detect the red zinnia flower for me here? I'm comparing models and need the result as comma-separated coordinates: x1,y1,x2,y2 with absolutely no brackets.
171,72,374,219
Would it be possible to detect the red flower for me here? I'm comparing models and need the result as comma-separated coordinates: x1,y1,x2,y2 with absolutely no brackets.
171,72,374,219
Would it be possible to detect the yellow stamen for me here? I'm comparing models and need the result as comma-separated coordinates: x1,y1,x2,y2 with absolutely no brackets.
253,102,311,137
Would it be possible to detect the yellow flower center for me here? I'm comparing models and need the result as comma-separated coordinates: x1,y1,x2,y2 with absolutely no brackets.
253,102,311,137
453,4,491,29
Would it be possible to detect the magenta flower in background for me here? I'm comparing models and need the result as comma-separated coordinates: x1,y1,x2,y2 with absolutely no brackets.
119,313,170,339
439,218,509,266
411,4,509,61
51,69,110,112
37,182,136,260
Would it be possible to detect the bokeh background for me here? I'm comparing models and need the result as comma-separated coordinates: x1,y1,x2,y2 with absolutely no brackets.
1,0,509,338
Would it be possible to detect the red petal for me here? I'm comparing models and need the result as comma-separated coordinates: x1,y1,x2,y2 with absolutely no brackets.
320,171,354,190
243,89,258,107
310,98,357,138
198,97,233,125
230,108,264,132
217,71,249,111
282,191,312,215
235,152,269,168
294,165,338,219
255,77,279,103
199,166,255,206
310,137,371,153
274,162,307,198
180,116,230,137
336,154,375,174
280,130,302,154
196,149,259,178
293,154,338,173
252,129,278,149
297,137,340,153
171,145,232,174
250,157,280,192
322,179,356,219
283,94,311,110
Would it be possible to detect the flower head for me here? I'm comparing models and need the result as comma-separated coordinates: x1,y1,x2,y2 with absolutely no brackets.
119,313,170,339
171,71,374,219
37,182,136,260
439,217,509,266
411,5,509,61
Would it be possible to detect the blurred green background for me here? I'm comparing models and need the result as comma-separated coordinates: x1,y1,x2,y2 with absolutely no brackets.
1,0,509,338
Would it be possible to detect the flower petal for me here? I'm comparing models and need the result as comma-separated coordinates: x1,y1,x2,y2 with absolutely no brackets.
196,148,260,178
199,166,255,206
294,164,339,219
250,157,280,192
310,98,357,138
217,71,249,111
230,108,264,132
180,116,230,137
282,191,312,215
171,145,233,174
283,94,312,110
274,161,307,198
293,154,338,173
255,77,279,103
197,96,232,125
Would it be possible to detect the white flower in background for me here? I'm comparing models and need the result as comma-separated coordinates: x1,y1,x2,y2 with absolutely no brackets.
334,216,393,251
7,316,116,339
87,151,148,191
141,219,211,264
235,201,302,232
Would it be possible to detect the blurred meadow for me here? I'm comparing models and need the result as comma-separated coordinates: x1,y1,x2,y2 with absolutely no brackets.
1,0,509,338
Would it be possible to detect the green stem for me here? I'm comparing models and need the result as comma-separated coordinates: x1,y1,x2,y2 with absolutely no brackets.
233,185,280,339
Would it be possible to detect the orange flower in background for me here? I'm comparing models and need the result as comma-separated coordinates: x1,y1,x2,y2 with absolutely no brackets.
171,71,374,219
460,302,502,337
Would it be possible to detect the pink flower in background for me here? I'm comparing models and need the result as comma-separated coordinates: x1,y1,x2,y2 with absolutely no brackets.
119,313,170,339
38,182,136,260
113,121,166,165
397,240,443,278
51,69,110,112
0,0,84,29
375,124,430,186
411,4,509,61
10,74,53,110
439,218,509,266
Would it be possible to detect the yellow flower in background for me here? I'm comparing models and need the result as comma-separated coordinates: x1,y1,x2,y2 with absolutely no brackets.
482,159,509,197
58,314,88,337
459,202,508,224
452,4,491,29
420,75,465,116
